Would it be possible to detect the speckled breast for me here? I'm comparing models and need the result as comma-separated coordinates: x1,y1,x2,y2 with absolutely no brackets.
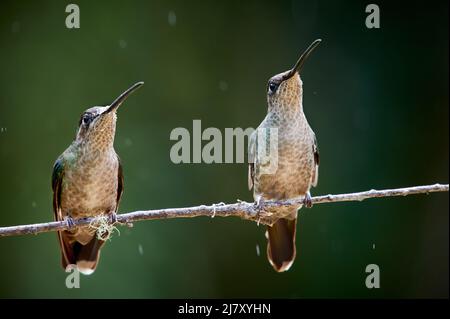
60,150,119,219
255,138,314,200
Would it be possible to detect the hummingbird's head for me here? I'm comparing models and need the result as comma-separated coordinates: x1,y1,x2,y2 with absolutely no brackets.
267,39,321,112
75,82,144,149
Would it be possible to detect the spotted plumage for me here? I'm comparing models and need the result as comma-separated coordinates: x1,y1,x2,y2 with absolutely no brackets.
52,82,143,275
248,40,321,272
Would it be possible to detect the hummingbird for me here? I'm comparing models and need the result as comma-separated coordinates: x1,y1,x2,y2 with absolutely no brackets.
248,40,321,272
51,81,144,275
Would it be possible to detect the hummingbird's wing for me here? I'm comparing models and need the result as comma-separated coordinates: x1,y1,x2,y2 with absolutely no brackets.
51,158,64,218
248,163,255,190
311,133,319,187
52,157,76,267
116,157,124,210
248,130,257,190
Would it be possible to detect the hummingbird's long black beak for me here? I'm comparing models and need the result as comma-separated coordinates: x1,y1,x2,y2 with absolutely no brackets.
286,39,321,79
105,81,144,114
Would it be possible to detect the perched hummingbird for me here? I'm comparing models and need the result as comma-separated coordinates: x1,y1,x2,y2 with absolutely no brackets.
51,82,144,275
248,40,321,272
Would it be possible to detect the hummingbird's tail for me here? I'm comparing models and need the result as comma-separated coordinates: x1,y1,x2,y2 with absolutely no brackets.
59,231,105,275
266,218,297,272
74,237,105,275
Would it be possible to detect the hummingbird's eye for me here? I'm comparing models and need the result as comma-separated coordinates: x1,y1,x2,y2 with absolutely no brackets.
268,82,279,94
82,113,93,125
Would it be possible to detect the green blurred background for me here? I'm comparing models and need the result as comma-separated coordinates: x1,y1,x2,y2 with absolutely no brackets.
0,0,448,298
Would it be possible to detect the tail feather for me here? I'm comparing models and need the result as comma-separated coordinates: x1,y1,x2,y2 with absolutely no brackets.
266,218,297,272
75,237,104,275
58,231,104,275
59,231,75,269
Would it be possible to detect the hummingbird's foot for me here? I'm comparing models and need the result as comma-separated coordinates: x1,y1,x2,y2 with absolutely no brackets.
303,192,313,208
252,196,276,225
64,216,76,229
109,212,118,224
253,195,268,224
254,195,265,212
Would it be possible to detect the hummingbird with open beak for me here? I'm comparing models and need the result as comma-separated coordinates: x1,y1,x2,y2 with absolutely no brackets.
248,40,321,272
51,82,144,275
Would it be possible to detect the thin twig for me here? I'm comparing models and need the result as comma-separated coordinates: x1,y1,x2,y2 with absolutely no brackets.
0,183,447,237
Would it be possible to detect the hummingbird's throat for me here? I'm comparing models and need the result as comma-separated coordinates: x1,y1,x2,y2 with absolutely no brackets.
76,113,117,151
269,75,303,113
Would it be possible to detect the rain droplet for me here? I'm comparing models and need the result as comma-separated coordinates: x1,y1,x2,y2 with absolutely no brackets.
168,11,177,27
119,39,127,49
219,81,228,92
256,244,260,257
138,244,144,256
31,201,37,208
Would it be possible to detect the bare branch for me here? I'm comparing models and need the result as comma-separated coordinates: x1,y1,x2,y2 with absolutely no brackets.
0,183,448,238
